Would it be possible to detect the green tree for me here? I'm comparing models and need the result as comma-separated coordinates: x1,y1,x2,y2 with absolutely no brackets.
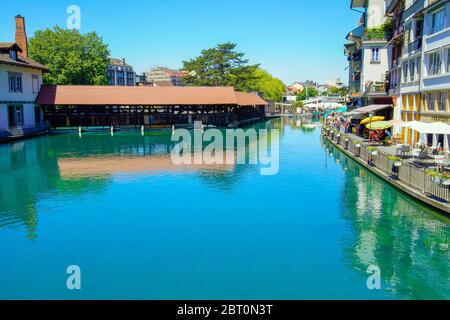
297,87,319,101
182,42,260,91
328,86,349,97
252,69,285,102
293,100,304,110
29,26,110,85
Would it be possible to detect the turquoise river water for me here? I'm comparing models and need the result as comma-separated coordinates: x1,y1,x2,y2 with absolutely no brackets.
0,118,448,300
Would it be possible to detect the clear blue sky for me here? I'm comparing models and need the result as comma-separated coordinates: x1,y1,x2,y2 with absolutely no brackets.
1,0,359,85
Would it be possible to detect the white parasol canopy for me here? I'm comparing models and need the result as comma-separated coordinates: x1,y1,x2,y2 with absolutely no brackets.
406,121,450,134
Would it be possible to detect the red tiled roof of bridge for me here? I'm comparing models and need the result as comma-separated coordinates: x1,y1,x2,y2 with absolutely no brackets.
36,85,267,106
235,92,268,106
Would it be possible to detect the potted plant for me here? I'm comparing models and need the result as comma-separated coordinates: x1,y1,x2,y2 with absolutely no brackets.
441,173,450,186
352,140,361,156
389,155,402,179
367,146,378,156
389,155,402,167
367,146,378,166
353,140,361,148
343,135,350,149
427,170,442,184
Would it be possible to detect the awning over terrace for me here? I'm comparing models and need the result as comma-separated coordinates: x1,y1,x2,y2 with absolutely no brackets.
399,121,450,151
406,121,450,135
355,105,392,114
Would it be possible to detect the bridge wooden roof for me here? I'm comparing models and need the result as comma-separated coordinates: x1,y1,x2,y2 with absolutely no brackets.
36,85,268,107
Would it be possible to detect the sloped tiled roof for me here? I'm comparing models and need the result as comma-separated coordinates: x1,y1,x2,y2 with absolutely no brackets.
110,58,132,67
0,42,18,50
153,81,174,87
151,67,186,78
0,41,48,71
235,92,268,106
0,53,49,71
36,85,268,107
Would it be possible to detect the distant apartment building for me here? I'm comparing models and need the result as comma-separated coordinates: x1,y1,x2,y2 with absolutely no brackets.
345,0,392,108
317,85,330,95
286,80,319,95
325,78,344,88
0,16,49,140
107,58,136,86
286,82,305,94
145,67,186,86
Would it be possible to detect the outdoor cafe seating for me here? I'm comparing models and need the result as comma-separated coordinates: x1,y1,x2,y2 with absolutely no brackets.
398,145,411,158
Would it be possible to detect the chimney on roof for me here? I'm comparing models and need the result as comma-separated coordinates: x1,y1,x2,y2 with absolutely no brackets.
15,15,28,58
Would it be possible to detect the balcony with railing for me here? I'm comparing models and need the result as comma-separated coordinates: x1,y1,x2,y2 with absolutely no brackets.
386,69,401,96
348,52,362,62
426,0,443,8
404,0,425,19
362,30,392,42
364,80,388,96
391,42,403,68
405,37,423,54
386,0,401,15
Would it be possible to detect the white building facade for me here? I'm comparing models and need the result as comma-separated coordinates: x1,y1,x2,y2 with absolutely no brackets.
0,16,48,140
345,0,392,108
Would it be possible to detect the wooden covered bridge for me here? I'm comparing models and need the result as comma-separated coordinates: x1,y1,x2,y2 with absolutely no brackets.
36,86,268,128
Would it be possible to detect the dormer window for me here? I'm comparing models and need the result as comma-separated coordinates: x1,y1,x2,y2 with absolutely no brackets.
9,50,17,60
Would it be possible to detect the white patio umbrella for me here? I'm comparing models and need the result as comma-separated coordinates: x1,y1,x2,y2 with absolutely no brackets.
406,121,450,150
388,119,407,127
325,103,343,110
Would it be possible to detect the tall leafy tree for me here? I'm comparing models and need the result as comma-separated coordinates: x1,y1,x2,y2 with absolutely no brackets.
328,86,349,97
29,27,110,85
297,87,319,101
182,42,260,91
252,69,285,102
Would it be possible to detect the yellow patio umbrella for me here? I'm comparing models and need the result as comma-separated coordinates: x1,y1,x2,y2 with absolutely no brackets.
365,121,393,130
360,116,385,126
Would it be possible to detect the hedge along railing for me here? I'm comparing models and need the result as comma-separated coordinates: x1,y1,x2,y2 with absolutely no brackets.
329,134,450,203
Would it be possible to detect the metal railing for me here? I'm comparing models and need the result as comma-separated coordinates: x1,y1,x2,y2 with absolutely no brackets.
426,0,443,7
404,0,425,19
364,81,387,96
386,0,401,14
406,37,423,54
323,128,450,203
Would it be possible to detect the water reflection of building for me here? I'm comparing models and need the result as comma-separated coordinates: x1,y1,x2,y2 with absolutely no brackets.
324,141,449,299
0,125,276,237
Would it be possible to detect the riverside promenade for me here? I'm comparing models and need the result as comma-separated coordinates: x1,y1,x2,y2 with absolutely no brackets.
322,126,450,215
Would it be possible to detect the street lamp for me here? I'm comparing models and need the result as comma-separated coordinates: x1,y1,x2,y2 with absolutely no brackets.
368,111,375,146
